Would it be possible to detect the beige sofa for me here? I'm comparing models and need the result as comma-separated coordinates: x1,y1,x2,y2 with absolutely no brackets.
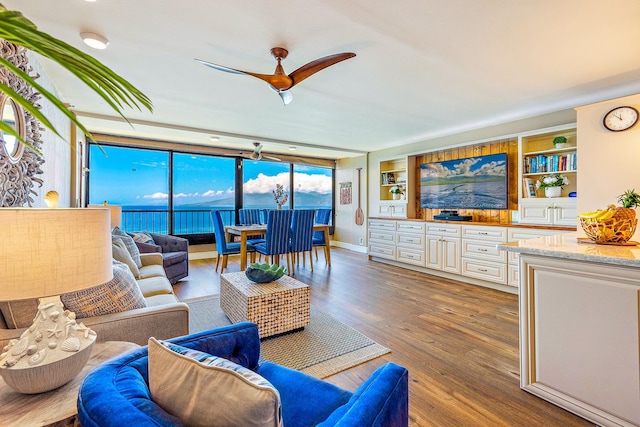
0,253,189,348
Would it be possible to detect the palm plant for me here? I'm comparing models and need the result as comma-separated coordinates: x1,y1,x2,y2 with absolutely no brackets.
0,4,152,148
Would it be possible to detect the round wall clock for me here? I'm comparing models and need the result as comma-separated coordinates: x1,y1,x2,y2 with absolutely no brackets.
603,106,639,132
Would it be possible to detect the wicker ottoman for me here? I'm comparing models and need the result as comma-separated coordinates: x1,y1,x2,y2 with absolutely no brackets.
220,272,310,338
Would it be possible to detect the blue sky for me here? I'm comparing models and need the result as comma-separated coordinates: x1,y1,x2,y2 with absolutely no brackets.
89,145,332,206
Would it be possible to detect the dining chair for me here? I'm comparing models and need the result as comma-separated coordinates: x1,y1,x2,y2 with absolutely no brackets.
238,208,263,225
252,209,293,273
290,209,316,271
313,208,332,261
212,210,255,273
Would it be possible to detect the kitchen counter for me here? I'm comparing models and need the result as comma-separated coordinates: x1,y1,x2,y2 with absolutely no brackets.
498,231,640,268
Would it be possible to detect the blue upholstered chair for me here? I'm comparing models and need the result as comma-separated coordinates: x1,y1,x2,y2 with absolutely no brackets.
290,209,316,271
313,208,332,261
252,209,293,272
239,208,263,225
212,210,254,273
77,323,409,427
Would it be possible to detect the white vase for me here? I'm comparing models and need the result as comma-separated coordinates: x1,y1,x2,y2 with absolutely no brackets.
555,143,566,149
545,187,562,198
392,193,400,200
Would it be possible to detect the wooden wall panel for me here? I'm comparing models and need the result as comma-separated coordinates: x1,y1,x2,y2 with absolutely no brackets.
411,137,518,224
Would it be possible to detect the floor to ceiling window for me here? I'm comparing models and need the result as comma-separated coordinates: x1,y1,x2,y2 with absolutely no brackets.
242,160,291,210
292,164,333,210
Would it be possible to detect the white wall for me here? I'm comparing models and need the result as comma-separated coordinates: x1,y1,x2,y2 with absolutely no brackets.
576,93,640,236
334,155,367,250
26,51,72,208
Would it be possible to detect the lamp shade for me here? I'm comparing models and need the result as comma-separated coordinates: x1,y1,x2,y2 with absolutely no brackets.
0,208,113,301
88,204,122,228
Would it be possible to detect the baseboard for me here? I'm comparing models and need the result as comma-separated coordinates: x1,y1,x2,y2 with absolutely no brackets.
330,240,368,254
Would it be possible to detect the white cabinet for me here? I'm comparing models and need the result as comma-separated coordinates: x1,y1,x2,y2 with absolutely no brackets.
461,225,507,285
519,198,577,226
519,253,640,426
396,221,426,267
506,227,568,287
378,201,407,218
368,219,396,260
425,224,461,274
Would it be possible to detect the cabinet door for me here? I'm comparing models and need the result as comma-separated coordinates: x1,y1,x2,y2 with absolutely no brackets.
390,203,407,218
552,202,577,226
378,203,393,217
441,237,461,274
519,200,553,224
426,236,442,270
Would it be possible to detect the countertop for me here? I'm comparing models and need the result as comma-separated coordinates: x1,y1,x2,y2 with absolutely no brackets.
498,232,640,268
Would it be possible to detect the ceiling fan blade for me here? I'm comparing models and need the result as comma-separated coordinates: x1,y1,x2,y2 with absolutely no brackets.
253,143,263,154
288,52,356,87
278,90,293,105
262,155,281,162
195,58,289,88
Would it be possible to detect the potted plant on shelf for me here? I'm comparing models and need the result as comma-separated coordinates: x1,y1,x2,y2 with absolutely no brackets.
536,173,569,198
389,185,404,200
553,136,567,149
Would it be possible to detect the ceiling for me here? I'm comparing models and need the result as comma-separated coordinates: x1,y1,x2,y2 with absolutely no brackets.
5,0,640,160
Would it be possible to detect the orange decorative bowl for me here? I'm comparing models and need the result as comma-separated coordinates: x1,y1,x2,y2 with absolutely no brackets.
579,217,638,244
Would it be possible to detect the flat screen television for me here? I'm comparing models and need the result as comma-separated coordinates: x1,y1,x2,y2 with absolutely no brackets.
420,152,508,209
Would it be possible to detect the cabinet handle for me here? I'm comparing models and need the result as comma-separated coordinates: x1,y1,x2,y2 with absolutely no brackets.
477,248,488,252
478,268,488,272
439,228,447,232
479,232,488,235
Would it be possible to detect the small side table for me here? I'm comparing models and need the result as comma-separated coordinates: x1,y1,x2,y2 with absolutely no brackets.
0,341,139,427
220,272,310,338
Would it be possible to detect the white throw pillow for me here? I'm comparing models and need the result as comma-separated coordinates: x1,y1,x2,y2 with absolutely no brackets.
148,338,283,427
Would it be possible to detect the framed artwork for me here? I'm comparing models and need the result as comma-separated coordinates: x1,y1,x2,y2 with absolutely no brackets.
340,182,352,205
523,178,537,198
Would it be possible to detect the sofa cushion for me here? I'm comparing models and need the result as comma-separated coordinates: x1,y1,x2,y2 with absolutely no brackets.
138,263,167,280
0,299,38,329
61,260,147,318
137,276,174,297
112,237,141,278
144,293,180,308
148,338,283,427
129,231,155,244
112,226,142,268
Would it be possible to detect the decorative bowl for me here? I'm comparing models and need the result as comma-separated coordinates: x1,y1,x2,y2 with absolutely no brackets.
579,217,638,244
245,263,286,283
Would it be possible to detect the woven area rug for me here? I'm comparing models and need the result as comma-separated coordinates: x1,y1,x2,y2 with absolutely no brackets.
183,295,390,378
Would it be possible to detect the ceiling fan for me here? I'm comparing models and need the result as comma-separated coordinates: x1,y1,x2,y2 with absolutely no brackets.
195,47,356,105
240,142,281,162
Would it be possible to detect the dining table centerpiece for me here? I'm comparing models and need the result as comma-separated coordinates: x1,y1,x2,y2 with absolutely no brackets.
273,184,288,209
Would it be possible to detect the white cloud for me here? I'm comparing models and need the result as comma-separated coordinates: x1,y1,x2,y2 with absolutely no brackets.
244,172,331,194
143,192,168,199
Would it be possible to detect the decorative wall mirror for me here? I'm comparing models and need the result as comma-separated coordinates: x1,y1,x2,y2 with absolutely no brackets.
0,95,26,163
0,40,44,207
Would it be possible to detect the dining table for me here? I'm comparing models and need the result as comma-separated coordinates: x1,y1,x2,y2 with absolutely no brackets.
225,223,331,270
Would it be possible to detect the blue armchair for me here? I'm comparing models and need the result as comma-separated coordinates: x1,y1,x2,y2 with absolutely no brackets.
77,322,408,427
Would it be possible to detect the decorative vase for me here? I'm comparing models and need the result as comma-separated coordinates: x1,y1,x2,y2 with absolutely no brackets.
277,204,282,210
392,193,400,200
545,187,562,198
554,143,566,149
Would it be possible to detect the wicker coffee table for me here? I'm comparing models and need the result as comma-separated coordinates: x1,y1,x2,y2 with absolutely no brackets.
220,272,310,338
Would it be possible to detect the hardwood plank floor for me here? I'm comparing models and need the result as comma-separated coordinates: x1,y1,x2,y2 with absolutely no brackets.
174,248,593,427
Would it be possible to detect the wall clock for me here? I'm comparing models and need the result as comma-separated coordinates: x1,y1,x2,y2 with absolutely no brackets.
603,106,639,132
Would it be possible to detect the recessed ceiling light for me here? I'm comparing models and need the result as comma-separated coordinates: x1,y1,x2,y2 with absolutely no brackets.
289,146,297,151
80,32,109,49
210,136,220,142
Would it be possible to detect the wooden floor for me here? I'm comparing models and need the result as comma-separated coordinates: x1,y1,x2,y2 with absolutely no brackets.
174,248,594,427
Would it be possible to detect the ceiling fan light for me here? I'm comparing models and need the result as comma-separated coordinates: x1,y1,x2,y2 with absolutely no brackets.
289,146,297,151
80,32,110,50
210,136,220,142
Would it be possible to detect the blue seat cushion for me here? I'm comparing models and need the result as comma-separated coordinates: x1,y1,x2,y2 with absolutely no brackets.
257,362,352,427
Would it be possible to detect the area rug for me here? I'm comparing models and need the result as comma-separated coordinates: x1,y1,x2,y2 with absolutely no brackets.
183,295,390,378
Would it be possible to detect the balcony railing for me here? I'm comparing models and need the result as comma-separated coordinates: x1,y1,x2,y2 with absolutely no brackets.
121,209,235,235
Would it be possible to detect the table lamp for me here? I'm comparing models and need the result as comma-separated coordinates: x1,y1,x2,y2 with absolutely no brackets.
88,203,122,228
0,208,112,394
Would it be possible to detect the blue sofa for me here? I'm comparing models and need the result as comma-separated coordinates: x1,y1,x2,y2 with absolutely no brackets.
77,322,408,427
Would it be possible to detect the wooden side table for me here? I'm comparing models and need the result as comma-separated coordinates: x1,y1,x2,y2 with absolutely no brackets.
0,341,139,427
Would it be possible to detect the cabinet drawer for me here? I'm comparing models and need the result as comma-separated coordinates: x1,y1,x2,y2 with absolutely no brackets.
461,239,507,263
368,243,396,260
369,220,396,230
508,263,519,288
461,258,507,284
426,224,461,237
397,247,426,267
396,232,425,249
368,230,395,243
397,222,425,233
507,227,563,242
461,225,507,242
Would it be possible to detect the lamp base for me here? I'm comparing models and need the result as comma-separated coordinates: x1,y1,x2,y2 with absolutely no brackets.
0,297,96,394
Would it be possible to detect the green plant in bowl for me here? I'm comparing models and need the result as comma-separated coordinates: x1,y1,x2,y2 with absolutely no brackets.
245,263,286,283
553,136,567,148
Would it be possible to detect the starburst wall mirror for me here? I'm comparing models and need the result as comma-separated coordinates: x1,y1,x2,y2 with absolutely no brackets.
0,40,44,207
